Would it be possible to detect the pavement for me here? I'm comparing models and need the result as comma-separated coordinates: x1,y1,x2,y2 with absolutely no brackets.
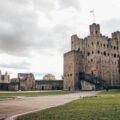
0,91,96,120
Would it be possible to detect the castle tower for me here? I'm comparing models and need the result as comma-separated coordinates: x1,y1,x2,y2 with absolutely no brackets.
112,31,120,55
90,23,100,36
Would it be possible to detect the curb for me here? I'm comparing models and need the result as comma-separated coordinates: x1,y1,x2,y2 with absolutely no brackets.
5,109,44,120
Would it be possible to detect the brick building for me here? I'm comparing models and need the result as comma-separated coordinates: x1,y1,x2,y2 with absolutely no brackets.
64,23,120,91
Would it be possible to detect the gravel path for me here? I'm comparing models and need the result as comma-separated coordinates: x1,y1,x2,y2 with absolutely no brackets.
0,91,96,120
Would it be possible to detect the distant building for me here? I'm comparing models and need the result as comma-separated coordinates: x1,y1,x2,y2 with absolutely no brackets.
35,80,63,90
18,73,35,91
0,71,10,90
0,71,10,83
8,78,19,91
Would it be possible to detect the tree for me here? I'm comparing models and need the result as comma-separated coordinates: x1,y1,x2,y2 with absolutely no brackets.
43,74,56,80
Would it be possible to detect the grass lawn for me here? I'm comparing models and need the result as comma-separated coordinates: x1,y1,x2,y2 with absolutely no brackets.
0,90,72,99
17,90,120,120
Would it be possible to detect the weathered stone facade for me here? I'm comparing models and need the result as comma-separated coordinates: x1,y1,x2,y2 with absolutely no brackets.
8,78,19,91
0,71,10,90
0,71,10,83
18,73,35,91
35,80,63,90
64,23,120,91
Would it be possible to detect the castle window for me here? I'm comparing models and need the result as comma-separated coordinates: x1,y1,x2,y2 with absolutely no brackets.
91,42,94,46
97,41,99,45
87,52,90,56
92,51,94,54
107,44,109,48
114,54,116,58
103,51,106,56
114,46,116,50
98,50,100,54
104,44,106,47
111,45,112,48
108,53,109,56
91,59,93,62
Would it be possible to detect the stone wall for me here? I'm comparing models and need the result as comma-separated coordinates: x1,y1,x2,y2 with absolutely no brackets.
18,73,35,91
80,80,96,91
35,80,63,90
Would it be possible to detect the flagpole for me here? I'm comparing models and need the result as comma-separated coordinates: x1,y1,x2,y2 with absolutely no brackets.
90,10,95,23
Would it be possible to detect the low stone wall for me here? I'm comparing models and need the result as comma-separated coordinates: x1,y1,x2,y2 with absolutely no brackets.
81,80,96,90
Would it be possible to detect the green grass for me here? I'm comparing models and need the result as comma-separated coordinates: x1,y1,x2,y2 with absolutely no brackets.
0,90,72,99
99,89,120,95
17,90,120,120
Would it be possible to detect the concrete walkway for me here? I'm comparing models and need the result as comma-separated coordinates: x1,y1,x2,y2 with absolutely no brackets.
0,91,96,120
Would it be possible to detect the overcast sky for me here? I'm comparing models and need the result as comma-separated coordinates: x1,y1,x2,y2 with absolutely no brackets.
0,0,120,79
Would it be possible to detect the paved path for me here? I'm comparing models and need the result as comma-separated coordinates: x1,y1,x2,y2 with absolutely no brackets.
0,91,96,120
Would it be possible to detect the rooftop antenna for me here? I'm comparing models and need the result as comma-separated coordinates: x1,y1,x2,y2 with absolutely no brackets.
90,10,95,23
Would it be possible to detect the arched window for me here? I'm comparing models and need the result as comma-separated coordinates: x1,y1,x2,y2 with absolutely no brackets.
97,41,99,45
98,50,100,54
87,52,90,56
114,54,116,58
91,42,94,46
104,51,106,56
114,46,116,50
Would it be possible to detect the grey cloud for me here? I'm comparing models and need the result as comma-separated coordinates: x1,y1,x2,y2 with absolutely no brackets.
0,0,78,57
102,19,120,36
0,61,30,69
0,0,38,56
57,0,81,10
32,0,55,13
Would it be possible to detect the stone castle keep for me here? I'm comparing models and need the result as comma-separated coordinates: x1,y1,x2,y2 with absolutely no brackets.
64,23,120,91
